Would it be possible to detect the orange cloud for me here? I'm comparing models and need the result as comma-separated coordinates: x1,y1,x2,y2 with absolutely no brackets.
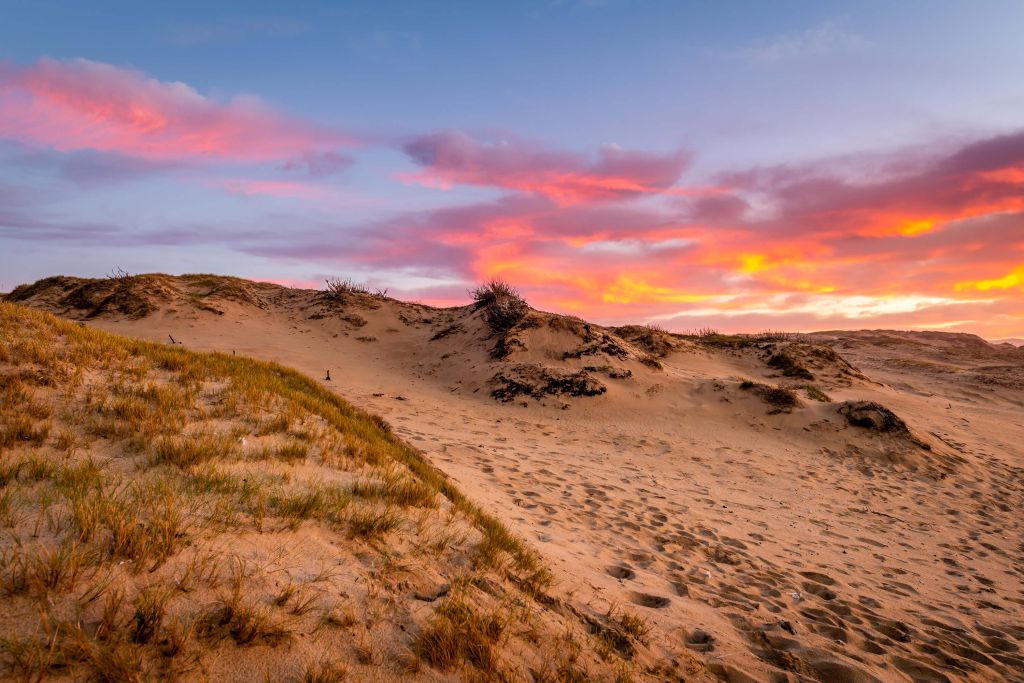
600,276,719,305
956,265,1024,292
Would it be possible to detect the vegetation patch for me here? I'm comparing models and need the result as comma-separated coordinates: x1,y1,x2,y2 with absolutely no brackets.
471,280,529,335
739,381,801,412
491,365,607,402
0,301,644,681
803,385,831,402
837,401,909,434
611,324,682,357
767,351,814,380
413,591,505,671
584,365,633,380
562,334,630,360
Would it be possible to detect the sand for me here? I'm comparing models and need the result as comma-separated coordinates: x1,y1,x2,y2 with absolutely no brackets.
11,275,1024,682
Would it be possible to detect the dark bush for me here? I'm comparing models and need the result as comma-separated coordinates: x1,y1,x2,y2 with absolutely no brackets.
470,280,528,334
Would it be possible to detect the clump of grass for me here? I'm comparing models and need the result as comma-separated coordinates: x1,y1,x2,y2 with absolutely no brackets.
56,428,78,455
609,606,649,645
152,432,235,469
0,415,51,448
257,412,292,435
303,660,348,683
413,593,505,671
767,351,814,379
96,589,126,641
0,634,68,680
471,514,551,594
324,277,371,298
0,490,22,528
350,475,437,508
83,638,146,681
277,441,309,462
271,484,349,524
158,616,195,659
5,541,98,597
131,587,172,644
346,506,403,539
64,484,185,570
198,589,289,646
0,453,56,485
754,330,793,342
804,384,831,402
196,559,291,647
639,354,663,371
739,381,800,410
470,280,529,334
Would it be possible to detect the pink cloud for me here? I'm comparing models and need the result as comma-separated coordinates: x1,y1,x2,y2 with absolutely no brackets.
400,131,710,203
0,57,350,162
241,129,1024,337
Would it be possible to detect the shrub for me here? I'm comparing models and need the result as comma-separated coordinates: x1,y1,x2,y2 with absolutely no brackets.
324,277,370,298
739,381,800,410
469,280,528,334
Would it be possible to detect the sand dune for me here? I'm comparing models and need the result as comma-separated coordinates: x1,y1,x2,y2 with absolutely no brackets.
8,274,1024,682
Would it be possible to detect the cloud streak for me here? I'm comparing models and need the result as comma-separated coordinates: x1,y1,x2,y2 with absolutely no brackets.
400,131,704,203
0,57,350,162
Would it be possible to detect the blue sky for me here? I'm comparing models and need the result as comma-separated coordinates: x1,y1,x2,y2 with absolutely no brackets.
2,1,1023,336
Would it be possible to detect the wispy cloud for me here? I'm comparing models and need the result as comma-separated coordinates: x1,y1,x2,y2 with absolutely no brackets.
400,131,703,203
740,20,871,64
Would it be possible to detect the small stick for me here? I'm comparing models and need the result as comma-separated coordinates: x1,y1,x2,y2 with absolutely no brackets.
324,370,332,381
168,334,178,345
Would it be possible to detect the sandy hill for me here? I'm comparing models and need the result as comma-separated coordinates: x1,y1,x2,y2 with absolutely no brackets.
992,338,1024,348
0,301,648,682
6,274,1024,682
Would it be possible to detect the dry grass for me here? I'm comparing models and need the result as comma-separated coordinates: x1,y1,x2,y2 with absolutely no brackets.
413,591,505,671
0,299,622,681
804,384,832,402
739,380,801,410
347,506,403,539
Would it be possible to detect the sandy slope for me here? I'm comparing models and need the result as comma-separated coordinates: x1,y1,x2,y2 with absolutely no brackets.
10,275,1024,682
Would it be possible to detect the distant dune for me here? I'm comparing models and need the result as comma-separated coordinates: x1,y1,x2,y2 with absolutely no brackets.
4,274,1024,682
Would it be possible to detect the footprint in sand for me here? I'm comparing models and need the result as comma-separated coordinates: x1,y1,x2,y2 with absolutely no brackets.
683,628,715,652
629,591,671,608
605,565,636,580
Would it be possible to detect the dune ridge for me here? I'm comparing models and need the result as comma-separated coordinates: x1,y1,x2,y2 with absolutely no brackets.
6,274,1024,682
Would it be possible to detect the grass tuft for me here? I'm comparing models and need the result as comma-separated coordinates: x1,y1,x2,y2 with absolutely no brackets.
804,384,832,402
347,506,403,539
414,593,505,672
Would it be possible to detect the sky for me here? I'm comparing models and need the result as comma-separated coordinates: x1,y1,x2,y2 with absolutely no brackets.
1,1,1023,339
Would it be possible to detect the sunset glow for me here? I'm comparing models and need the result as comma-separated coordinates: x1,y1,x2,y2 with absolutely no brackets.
1,3,1022,338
